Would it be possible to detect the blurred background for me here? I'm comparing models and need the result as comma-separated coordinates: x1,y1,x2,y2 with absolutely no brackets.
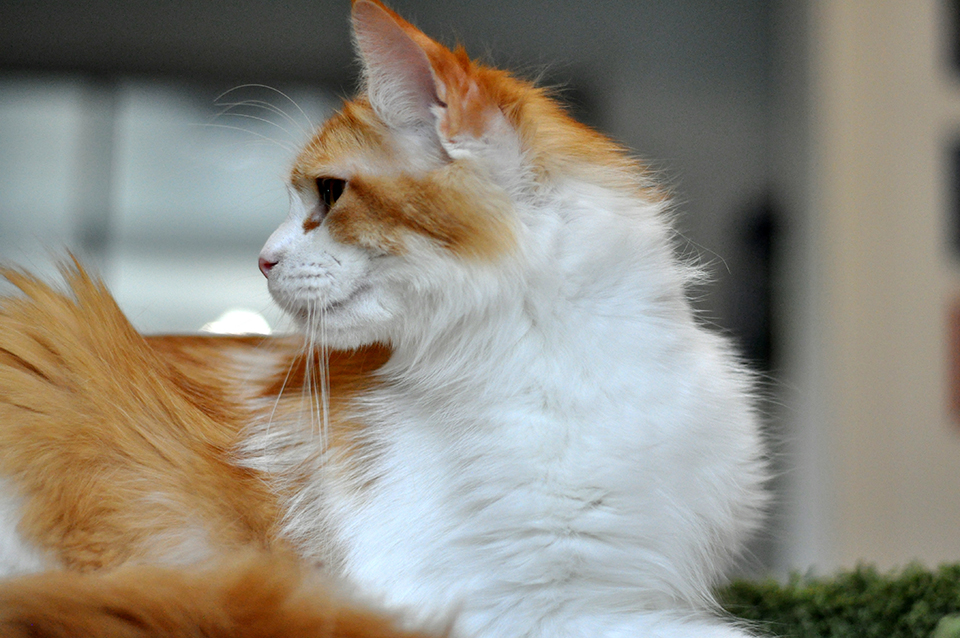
0,0,958,577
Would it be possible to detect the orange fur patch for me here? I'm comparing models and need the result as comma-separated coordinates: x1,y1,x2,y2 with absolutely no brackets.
0,266,284,570
259,344,391,403
254,342,392,501
291,100,390,184
326,163,514,259
290,97,515,260
0,551,441,638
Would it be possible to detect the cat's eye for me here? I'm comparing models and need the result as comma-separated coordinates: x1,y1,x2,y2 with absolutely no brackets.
317,178,346,210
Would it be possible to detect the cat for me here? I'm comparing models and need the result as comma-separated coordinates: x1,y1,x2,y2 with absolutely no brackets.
0,1,768,636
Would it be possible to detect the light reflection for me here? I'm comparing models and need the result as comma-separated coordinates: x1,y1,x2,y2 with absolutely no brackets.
200,308,271,335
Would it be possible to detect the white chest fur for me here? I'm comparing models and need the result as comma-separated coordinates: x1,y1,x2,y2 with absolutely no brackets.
282,301,767,638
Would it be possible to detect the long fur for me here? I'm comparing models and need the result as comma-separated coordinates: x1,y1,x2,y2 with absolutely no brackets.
0,552,438,638
0,2,768,637
0,263,285,572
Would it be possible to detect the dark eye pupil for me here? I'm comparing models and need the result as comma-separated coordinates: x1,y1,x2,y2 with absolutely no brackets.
317,178,345,209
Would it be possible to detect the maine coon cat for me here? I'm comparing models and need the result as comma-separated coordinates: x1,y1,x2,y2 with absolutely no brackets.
0,1,767,636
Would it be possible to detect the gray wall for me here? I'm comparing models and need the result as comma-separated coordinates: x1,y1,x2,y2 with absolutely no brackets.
0,1,774,308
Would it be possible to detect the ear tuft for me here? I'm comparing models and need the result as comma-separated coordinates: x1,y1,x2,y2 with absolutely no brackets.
351,0,441,127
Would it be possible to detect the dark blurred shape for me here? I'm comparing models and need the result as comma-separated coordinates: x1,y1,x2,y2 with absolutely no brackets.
952,0,960,72
728,195,779,372
952,143,960,256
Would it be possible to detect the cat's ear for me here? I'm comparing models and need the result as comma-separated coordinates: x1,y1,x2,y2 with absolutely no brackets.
351,0,501,149
351,0,446,127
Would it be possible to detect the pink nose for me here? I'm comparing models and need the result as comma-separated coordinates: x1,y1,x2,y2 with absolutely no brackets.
258,257,277,278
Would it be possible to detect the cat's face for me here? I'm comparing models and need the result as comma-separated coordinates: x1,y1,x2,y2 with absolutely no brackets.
260,100,519,348
259,1,522,348
259,0,639,349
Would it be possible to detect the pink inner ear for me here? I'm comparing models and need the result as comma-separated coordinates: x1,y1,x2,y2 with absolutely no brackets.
351,0,442,126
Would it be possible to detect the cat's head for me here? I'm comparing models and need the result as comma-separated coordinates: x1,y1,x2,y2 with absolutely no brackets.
260,0,654,349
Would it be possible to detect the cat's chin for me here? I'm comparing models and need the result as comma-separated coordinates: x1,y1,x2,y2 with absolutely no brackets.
278,285,394,350
271,281,371,323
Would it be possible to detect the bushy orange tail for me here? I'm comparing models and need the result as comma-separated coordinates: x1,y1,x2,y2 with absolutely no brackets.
0,266,432,636
0,552,438,638
0,262,281,569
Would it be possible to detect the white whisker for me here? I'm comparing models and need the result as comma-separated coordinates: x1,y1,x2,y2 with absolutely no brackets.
197,122,297,154
303,303,316,439
212,110,299,144
319,302,331,444
215,98,314,140
267,342,300,434
215,84,316,133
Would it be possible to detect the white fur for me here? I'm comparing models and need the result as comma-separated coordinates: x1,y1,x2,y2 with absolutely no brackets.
0,480,50,576
251,3,768,637
254,175,766,638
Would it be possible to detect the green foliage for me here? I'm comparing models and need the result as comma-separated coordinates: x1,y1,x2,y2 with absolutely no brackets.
932,614,960,638
718,564,960,638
